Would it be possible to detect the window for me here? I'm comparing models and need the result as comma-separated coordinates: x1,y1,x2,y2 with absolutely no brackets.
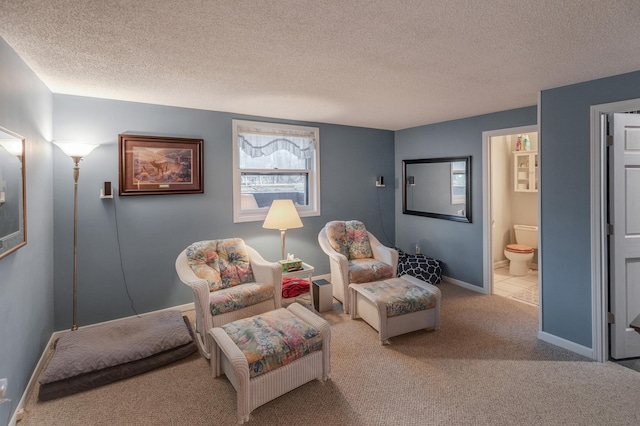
451,161,466,204
233,120,320,223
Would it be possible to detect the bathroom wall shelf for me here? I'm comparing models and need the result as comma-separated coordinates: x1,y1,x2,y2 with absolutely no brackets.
513,151,538,192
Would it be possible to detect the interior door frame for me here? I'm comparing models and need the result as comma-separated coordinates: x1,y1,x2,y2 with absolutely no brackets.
589,98,640,362
482,124,540,310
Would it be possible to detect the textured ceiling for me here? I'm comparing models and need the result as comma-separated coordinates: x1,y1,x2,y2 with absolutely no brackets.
1,1,640,130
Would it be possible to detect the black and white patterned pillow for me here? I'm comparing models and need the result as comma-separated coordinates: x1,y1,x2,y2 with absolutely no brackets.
397,249,442,285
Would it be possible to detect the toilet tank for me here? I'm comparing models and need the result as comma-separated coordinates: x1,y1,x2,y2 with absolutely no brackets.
514,225,538,249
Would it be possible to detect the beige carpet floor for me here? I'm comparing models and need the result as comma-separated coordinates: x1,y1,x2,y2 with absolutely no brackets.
18,282,640,425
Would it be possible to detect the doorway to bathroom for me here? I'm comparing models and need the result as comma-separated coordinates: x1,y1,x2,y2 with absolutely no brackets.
482,125,540,312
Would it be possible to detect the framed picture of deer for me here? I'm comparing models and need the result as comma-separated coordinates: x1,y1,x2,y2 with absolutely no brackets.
118,134,203,196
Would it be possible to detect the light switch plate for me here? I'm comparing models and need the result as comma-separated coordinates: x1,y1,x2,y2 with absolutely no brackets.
0,191,5,203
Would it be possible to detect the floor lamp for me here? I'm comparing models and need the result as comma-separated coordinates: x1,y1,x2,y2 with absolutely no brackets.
54,141,99,331
262,199,303,260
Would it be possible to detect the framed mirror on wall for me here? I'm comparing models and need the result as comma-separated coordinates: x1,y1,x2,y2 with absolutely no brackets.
403,156,471,223
0,126,26,259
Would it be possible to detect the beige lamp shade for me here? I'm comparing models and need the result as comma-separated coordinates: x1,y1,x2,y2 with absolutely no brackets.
263,199,303,260
53,141,99,159
262,199,303,230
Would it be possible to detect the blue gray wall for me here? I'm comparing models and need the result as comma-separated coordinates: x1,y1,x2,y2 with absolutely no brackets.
540,70,640,347
52,95,395,330
395,107,537,285
0,38,54,422
5,30,640,415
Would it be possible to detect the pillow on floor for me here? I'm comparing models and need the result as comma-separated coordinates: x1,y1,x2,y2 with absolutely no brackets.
397,249,442,285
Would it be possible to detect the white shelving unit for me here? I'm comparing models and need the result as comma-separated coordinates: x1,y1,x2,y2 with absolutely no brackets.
281,262,314,306
513,151,538,192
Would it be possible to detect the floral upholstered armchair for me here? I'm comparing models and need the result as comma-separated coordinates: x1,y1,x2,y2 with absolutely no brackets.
175,238,282,358
318,220,398,314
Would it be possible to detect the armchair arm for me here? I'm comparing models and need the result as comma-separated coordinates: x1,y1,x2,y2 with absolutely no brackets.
318,228,349,281
318,228,350,309
175,249,206,287
246,245,283,307
368,232,399,276
175,248,214,340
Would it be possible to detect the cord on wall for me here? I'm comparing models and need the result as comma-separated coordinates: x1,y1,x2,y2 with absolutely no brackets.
112,196,140,318
376,183,394,247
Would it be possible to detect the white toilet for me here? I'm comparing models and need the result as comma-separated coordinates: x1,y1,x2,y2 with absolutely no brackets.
504,224,538,276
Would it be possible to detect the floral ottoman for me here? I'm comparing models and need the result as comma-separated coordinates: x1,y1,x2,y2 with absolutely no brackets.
349,275,441,344
209,303,331,424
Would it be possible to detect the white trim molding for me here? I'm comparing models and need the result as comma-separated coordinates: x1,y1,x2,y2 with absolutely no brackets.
442,275,487,294
589,97,640,362
481,124,539,298
538,331,594,359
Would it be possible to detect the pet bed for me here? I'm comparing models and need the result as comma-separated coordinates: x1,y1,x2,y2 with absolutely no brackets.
38,310,197,401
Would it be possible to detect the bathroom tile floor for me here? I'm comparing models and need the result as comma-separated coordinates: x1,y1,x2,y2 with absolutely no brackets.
493,266,539,307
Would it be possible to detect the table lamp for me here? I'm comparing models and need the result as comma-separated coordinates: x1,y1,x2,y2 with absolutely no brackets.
262,199,303,260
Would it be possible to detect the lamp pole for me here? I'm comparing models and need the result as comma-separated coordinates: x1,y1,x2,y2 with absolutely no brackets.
71,156,81,331
279,229,286,261
54,140,99,331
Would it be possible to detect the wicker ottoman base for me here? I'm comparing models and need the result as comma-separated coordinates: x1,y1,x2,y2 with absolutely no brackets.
349,275,441,345
209,303,331,424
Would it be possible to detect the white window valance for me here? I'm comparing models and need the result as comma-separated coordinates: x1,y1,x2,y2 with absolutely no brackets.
237,125,316,159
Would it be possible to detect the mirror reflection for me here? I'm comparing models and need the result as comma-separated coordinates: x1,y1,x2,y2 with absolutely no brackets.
403,156,471,223
0,126,26,259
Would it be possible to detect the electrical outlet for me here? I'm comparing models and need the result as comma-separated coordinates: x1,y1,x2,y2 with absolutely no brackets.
0,378,7,397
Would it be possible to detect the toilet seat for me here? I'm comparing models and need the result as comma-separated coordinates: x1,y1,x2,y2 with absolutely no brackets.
505,244,533,254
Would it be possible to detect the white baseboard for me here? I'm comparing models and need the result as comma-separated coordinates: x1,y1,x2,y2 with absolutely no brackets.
15,303,196,424
493,260,509,269
538,330,595,359
442,275,488,294
494,260,539,271
313,273,330,282
8,332,57,426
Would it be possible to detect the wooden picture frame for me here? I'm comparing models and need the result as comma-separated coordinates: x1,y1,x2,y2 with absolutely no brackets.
118,134,203,196
0,126,27,259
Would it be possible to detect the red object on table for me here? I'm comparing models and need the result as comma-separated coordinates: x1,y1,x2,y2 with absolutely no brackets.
282,277,310,298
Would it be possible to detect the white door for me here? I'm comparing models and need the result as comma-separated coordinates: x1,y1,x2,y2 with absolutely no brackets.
610,113,640,359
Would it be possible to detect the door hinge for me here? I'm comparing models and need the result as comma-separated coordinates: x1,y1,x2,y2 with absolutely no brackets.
606,135,613,147
608,312,615,324
607,223,614,235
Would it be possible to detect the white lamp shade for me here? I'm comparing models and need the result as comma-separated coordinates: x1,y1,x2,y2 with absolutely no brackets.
0,139,23,156
262,199,303,230
53,141,99,158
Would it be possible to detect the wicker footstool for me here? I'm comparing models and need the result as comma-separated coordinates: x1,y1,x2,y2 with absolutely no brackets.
349,275,441,345
209,303,331,424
